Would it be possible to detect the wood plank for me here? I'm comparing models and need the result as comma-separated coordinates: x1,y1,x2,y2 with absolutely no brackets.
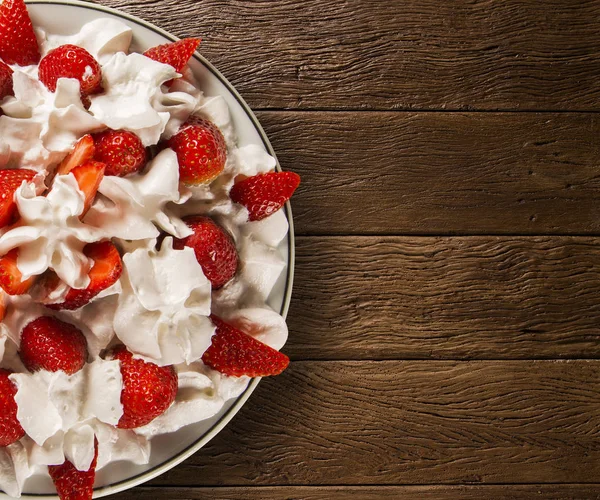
110,484,600,499
255,111,600,235
149,361,600,486
97,0,600,110
287,236,600,360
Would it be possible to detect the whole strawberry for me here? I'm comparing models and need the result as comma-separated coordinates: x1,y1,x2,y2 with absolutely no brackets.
143,38,200,86
173,216,238,289
39,45,103,97
49,438,98,500
0,0,40,66
0,369,24,446
0,168,37,228
202,315,289,377
0,61,13,100
109,345,178,429
167,117,227,185
92,129,147,177
230,171,300,222
20,316,88,375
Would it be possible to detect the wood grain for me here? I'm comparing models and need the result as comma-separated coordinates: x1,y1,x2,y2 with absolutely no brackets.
95,0,600,111
287,236,600,360
255,111,600,235
110,485,600,499
148,361,600,486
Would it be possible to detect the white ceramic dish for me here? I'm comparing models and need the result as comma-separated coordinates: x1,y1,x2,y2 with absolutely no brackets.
4,1,295,498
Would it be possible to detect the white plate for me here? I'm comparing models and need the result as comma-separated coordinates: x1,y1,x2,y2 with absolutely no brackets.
9,1,295,498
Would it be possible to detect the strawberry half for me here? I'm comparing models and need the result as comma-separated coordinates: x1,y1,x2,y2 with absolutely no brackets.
202,315,289,377
173,216,238,289
57,135,95,176
0,0,40,66
70,161,105,216
108,345,178,429
46,240,122,311
0,249,34,295
93,129,148,177
166,117,227,185
143,38,200,86
20,316,87,375
0,168,37,228
230,171,300,222
0,369,24,446
39,45,103,97
49,438,98,500
0,61,13,100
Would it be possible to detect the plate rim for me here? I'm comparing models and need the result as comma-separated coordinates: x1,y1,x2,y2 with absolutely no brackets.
18,1,296,498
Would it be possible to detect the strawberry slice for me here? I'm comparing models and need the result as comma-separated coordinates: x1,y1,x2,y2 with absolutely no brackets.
70,161,105,216
202,315,290,377
49,438,98,500
0,369,25,446
57,135,95,176
0,61,13,100
230,171,300,222
0,249,34,295
0,291,6,321
46,241,122,311
0,0,40,66
143,38,200,86
0,168,36,228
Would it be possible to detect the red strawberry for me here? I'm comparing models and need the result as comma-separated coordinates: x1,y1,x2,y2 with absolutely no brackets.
57,135,95,176
0,369,25,446
202,315,289,377
39,45,102,97
173,216,238,289
143,38,200,86
166,117,227,185
0,249,34,295
49,438,98,500
230,171,300,222
92,130,147,177
46,241,122,311
0,168,36,228
20,316,87,375
0,61,13,100
0,0,40,66
0,291,6,321
70,161,105,216
108,345,177,429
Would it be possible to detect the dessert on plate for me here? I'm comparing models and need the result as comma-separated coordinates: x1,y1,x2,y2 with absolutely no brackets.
0,0,300,498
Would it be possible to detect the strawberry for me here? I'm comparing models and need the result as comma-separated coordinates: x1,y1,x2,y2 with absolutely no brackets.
46,241,122,311
143,38,200,86
0,168,37,228
20,316,87,375
49,438,98,500
0,61,13,100
92,130,147,177
166,117,227,185
0,369,24,446
0,249,34,295
0,0,40,66
70,161,105,216
38,45,102,97
230,171,300,222
57,135,95,176
0,291,6,321
202,315,289,377
108,345,177,429
173,216,238,289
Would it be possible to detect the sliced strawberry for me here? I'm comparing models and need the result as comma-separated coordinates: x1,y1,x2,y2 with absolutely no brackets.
0,0,40,66
49,438,98,500
166,117,227,185
0,168,36,228
20,316,87,375
0,249,34,295
46,241,122,311
173,216,238,289
57,135,95,176
0,369,24,446
39,44,102,97
143,38,200,86
202,315,289,377
0,291,6,321
230,171,300,222
92,129,147,177
108,345,178,429
70,161,105,216
0,61,13,100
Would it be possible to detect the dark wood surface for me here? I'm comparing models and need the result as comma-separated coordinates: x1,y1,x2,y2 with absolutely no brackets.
93,0,600,498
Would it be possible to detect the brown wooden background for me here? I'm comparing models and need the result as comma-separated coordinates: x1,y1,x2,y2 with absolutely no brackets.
93,0,600,499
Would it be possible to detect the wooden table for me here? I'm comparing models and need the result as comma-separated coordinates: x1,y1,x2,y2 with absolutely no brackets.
102,0,600,498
